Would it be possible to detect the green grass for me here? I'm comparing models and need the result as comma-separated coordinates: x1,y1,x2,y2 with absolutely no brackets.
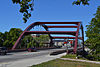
31,59,100,67
61,54,87,60
61,54,76,59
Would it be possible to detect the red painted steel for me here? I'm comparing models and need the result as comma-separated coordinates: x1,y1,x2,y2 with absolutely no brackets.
12,23,37,50
52,37,82,40
47,26,77,28
24,31,76,36
52,37,76,39
12,32,25,50
12,22,84,54
35,22,80,25
74,23,80,53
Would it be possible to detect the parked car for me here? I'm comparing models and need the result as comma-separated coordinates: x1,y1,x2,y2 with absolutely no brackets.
27,47,37,52
0,47,7,55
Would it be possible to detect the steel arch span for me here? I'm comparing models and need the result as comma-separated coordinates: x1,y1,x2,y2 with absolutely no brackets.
12,22,84,53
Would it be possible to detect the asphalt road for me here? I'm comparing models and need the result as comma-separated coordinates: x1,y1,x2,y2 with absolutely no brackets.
0,48,65,63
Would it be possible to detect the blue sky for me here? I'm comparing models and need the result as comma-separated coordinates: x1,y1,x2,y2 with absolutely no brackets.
0,0,100,41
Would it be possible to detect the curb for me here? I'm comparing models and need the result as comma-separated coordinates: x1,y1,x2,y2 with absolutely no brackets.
60,58,100,64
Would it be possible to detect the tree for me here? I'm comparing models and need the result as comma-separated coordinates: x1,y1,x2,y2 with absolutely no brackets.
0,28,49,48
12,0,34,23
72,0,89,5
0,32,4,46
8,28,23,48
21,35,37,48
34,34,49,47
12,0,90,23
85,6,100,60
0,28,23,48
3,40,10,47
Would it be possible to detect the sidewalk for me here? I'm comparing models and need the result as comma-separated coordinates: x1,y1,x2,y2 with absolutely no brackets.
0,53,66,67
60,58,100,64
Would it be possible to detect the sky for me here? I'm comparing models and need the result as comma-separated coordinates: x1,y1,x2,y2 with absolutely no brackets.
0,0,100,41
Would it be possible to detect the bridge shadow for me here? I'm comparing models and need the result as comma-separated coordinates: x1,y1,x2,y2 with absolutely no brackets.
1,53,14,56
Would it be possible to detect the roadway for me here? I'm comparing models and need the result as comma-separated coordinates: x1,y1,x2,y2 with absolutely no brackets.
0,48,65,63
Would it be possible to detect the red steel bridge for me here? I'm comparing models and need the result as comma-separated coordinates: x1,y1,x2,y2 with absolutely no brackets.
12,22,84,53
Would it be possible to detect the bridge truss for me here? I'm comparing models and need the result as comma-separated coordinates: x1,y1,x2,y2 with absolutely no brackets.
12,22,84,53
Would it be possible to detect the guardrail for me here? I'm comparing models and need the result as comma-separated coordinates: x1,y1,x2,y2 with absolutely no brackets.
8,47,60,53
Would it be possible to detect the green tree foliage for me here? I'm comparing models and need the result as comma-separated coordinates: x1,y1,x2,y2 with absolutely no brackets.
0,28,23,49
7,28,23,48
34,35,49,47
20,34,49,48
12,0,90,23
0,28,49,49
3,40,10,47
21,35,37,48
12,0,34,23
85,6,100,61
73,0,89,5
0,32,5,46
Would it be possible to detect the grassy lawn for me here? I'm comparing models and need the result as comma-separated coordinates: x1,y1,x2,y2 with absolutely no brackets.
61,54,76,59
61,54,87,60
31,59,100,67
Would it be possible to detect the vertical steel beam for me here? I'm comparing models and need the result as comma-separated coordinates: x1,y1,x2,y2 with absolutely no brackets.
74,23,80,53
81,25,84,51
